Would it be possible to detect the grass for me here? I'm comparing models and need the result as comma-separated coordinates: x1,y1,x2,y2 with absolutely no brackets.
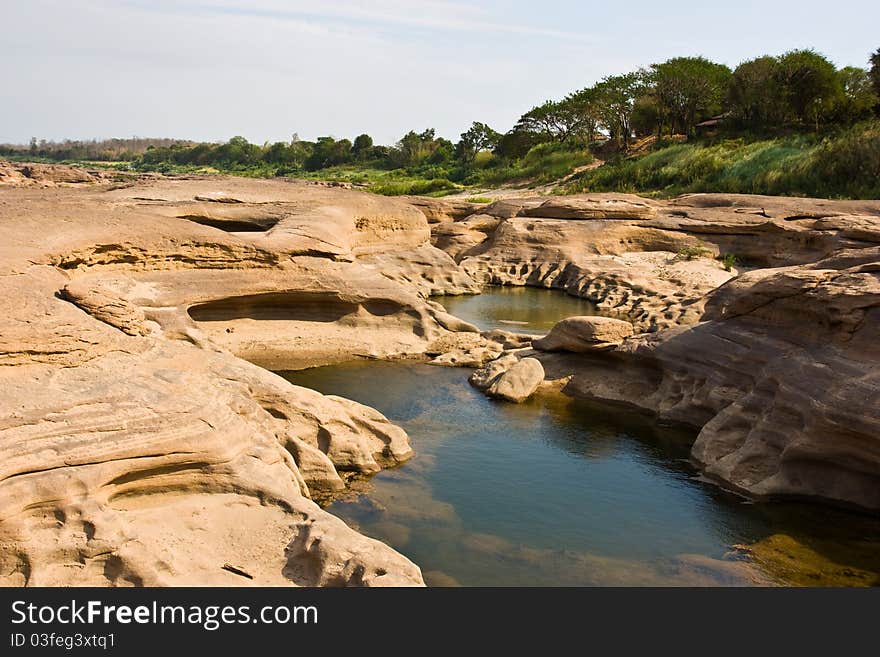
563,121,880,199
479,142,594,186
718,253,738,271
465,196,494,203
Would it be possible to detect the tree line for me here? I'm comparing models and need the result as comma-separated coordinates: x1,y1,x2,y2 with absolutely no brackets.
0,137,195,161
6,47,879,181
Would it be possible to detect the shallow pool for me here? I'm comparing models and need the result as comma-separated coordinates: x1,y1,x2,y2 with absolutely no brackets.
281,361,880,587
437,286,597,334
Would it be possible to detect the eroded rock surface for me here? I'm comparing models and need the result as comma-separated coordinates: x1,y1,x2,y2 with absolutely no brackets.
432,191,880,332
486,248,880,511
0,174,489,586
3,165,879,587
533,316,634,352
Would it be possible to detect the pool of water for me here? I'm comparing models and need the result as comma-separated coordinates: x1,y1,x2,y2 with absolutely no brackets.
437,286,597,334
281,361,880,587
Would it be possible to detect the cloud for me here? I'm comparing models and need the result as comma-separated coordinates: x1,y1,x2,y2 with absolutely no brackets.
124,0,589,40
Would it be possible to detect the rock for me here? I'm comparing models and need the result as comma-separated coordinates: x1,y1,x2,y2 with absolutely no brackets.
535,248,880,511
19,162,97,184
521,195,658,220
428,332,503,367
59,281,151,336
401,196,481,223
358,243,481,296
0,160,98,186
0,175,452,586
486,357,545,403
483,329,533,350
469,352,521,389
432,310,480,333
533,316,634,352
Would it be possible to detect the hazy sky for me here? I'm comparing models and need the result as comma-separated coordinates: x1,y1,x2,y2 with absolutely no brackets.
2,0,878,145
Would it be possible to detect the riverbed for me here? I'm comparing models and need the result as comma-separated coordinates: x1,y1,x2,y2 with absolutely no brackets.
280,288,880,586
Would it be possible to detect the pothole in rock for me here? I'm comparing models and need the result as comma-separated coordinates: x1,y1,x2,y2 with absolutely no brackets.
178,215,280,232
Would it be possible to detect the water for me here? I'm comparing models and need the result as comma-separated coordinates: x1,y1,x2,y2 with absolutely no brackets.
438,286,598,334
279,288,880,586
282,362,880,586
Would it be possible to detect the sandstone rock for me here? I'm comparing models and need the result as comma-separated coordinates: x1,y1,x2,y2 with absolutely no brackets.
521,195,658,220
60,281,152,336
486,357,545,403
533,316,634,352
401,196,481,223
428,332,503,368
0,175,446,587
358,243,481,296
534,248,880,511
0,160,99,187
483,329,533,350
19,162,97,184
432,309,480,333
469,352,522,390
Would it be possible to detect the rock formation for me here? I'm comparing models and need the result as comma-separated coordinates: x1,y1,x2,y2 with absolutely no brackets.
0,169,488,586
2,162,879,587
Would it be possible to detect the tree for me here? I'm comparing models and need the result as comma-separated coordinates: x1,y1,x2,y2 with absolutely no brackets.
216,136,261,166
631,94,664,138
728,56,784,127
774,49,842,127
652,56,732,135
514,99,588,143
455,122,501,163
835,67,878,123
564,87,603,142
494,128,544,159
592,71,649,147
870,48,880,112
351,134,374,160
390,129,448,167
303,137,353,171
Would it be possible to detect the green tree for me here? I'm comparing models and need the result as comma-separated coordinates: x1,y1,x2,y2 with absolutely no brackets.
835,67,878,123
869,48,880,110
455,122,501,163
351,134,374,160
652,56,732,135
563,86,603,142
494,128,544,159
631,94,664,137
728,56,784,127
216,136,261,166
303,136,353,171
389,129,449,167
514,99,588,143
774,49,842,128
592,71,649,147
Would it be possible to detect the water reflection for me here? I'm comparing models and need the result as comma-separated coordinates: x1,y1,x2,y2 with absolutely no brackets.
281,361,880,586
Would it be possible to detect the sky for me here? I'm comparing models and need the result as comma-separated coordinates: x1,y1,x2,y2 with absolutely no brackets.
1,0,878,145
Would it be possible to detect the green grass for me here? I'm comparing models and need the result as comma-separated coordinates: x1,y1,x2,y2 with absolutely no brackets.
479,142,594,186
465,196,494,203
718,253,738,271
563,121,880,199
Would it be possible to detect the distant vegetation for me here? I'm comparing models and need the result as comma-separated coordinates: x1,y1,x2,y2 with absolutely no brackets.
0,137,193,162
3,47,878,199
565,121,880,198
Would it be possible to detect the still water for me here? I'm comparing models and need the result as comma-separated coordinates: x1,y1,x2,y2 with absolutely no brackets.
437,286,597,334
280,289,880,586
